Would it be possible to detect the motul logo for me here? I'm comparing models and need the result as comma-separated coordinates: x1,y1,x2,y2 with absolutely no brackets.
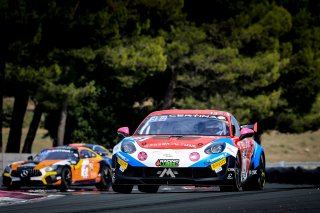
157,168,178,177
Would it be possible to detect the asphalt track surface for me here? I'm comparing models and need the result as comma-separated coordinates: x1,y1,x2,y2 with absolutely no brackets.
0,182,319,213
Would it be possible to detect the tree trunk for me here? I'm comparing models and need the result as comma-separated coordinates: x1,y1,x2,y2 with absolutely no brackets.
160,66,177,110
57,96,68,146
6,93,29,153
22,104,44,153
0,59,3,153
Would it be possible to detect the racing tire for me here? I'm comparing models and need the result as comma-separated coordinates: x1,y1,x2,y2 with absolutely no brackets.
138,185,160,193
95,166,112,191
220,152,241,192
60,167,72,192
2,176,20,190
112,184,134,193
242,154,266,191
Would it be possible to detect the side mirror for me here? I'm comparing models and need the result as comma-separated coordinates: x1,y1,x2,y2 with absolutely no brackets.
117,127,130,138
28,156,33,161
239,128,254,140
98,152,106,156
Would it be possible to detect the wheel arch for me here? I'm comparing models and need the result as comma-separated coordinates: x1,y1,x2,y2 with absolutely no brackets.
252,143,265,169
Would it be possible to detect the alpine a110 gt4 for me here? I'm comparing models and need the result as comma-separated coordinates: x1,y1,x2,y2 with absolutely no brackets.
112,109,265,193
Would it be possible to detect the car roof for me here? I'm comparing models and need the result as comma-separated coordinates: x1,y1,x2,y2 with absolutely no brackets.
69,143,101,148
54,145,92,152
147,109,232,117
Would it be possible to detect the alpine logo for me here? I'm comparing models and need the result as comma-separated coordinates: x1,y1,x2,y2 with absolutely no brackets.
157,168,178,178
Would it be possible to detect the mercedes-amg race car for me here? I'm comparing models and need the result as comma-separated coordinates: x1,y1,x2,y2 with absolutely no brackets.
2,146,112,191
112,109,265,193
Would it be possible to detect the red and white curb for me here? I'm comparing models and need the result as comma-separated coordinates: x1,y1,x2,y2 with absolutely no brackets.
0,190,63,206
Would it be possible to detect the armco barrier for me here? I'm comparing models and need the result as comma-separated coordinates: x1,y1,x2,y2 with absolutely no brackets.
267,161,320,169
0,153,31,172
266,166,320,185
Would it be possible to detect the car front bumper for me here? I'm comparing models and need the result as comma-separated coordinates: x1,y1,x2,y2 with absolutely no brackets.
112,157,238,186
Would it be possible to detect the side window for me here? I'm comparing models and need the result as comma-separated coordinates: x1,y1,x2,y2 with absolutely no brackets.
80,150,92,158
88,150,96,158
231,116,241,137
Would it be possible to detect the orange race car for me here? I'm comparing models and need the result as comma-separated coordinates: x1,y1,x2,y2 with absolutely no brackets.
2,146,112,191
68,143,113,166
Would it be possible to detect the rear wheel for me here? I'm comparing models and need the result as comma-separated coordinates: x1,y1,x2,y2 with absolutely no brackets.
60,167,72,192
138,185,159,193
96,166,112,190
220,152,241,192
112,184,134,193
242,154,266,191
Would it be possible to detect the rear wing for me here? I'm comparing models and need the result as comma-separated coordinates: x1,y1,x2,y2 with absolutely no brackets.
240,122,261,144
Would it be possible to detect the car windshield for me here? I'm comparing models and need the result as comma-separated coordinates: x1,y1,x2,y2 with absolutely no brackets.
93,146,110,156
33,149,79,161
135,114,230,136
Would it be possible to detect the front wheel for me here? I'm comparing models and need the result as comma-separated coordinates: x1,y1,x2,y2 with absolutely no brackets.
60,167,72,192
3,176,20,190
242,154,266,191
220,153,241,192
96,166,112,190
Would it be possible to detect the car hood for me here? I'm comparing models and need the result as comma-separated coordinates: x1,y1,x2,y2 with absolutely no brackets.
11,160,68,170
132,135,222,149
114,135,237,168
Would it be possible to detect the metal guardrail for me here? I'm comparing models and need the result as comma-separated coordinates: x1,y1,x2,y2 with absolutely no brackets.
0,153,31,173
266,161,320,168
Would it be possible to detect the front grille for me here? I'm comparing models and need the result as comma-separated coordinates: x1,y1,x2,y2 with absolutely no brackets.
11,168,42,177
120,166,217,179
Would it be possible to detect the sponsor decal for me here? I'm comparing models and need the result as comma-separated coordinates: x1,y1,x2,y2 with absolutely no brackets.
227,173,233,179
149,116,158,122
210,158,226,171
241,173,247,182
159,116,168,121
189,152,200,162
22,163,36,167
166,114,226,120
117,157,128,171
157,168,178,178
249,170,257,175
215,167,222,173
117,153,129,162
217,116,227,120
224,143,238,157
81,159,90,178
163,153,173,158
155,159,179,167
138,152,148,161
205,153,227,165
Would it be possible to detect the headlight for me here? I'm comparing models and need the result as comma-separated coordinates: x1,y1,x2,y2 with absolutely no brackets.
121,142,136,154
45,165,58,172
4,165,11,173
204,142,226,154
